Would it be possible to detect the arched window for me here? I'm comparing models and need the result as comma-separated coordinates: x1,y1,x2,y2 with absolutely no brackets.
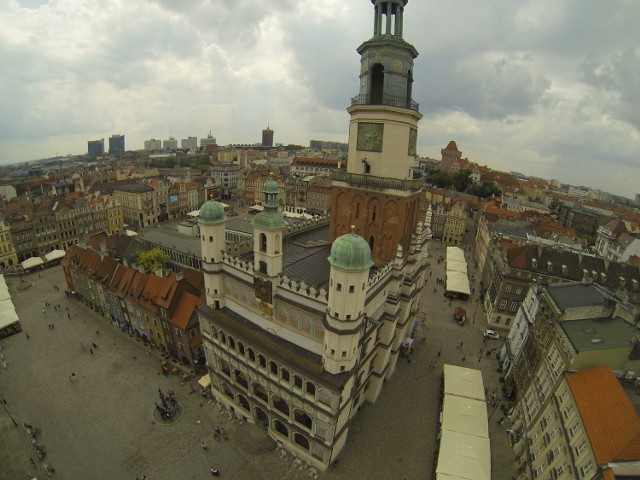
274,420,288,437
259,233,267,252
238,394,250,411
253,384,268,402
248,348,256,362
238,342,245,355
228,336,235,349
371,64,384,104
272,395,289,416
235,370,248,389
294,433,310,450
258,354,266,368
306,382,316,395
294,409,312,429
269,361,278,375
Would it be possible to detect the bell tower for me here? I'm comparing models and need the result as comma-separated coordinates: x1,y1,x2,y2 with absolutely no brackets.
329,0,423,264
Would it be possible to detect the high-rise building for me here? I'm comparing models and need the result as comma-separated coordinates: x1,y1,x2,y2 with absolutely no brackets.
87,138,104,157
261,127,273,148
196,0,430,472
163,137,178,150
201,131,217,148
109,134,125,155
144,139,162,151
181,136,198,152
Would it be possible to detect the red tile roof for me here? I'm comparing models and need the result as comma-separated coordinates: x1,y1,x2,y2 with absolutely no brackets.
170,291,204,330
567,367,640,464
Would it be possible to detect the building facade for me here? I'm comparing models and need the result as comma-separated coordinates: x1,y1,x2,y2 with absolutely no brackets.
109,134,125,155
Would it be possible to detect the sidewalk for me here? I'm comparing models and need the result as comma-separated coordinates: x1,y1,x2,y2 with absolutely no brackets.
0,415,46,480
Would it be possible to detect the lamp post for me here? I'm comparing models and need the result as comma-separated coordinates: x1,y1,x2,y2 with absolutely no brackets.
0,395,18,427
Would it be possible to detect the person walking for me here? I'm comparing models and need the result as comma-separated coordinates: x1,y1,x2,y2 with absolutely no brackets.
25,332,30,339
201,441,209,451
89,348,93,355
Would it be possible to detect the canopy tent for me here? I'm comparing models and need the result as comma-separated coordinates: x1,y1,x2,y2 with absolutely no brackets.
187,209,200,218
436,430,491,480
197,373,211,388
443,364,486,401
441,394,489,439
446,272,471,295
21,256,44,270
44,249,66,262
445,247,471,297
0,275,21,339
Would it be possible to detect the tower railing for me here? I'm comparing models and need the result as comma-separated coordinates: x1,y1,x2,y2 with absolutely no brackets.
350,93,419,112
331,171,423,191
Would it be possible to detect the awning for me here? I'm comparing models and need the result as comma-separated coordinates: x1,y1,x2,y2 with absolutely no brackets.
21,257,44,270
187,209,200,218
44,249,66,262
197,373,211,388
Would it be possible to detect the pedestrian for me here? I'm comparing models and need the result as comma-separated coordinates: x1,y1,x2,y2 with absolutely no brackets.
201,441,209,451
92,342,97,349
211,467,220,476
69,373,76,382
96,330,100,335
89,348,93,355
67,313,70,319
42,309,46,315
462,356,466,362
25,332,30,339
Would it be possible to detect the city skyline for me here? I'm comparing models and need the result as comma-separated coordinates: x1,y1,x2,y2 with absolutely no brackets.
0,0,638,197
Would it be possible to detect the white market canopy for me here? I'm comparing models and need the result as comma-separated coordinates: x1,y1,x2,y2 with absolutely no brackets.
21,257,44,270
197,373,211,388
187,209,200,218
443,364,486,401
436,430,491,480
0,276,19,330
44,249,65,262
445,246,470,295
441,394,489,439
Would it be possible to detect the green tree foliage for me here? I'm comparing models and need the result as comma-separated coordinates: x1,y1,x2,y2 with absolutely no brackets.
137,248,169,274
452,169,473,192
469,181,502,198
425,169,453,188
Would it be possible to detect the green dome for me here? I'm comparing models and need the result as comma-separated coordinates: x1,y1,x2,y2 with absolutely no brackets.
328,232,373,271
199,200,226,225
263,178,279,194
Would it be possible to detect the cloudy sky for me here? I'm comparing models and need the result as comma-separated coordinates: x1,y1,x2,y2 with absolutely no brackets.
1,0,638,197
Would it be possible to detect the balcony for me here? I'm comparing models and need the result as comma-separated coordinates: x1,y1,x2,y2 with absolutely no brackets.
332,170,423,192
350,93,419,113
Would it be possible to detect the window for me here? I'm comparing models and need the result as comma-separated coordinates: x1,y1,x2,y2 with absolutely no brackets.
281,368,290,382
516,286,522,295
349,285,355,293
580,461,593,477
270,361,278,375
575,441,586,456
499,299,508,310
294,375,303,389
509,301,518,312
336,283,342,292
258,355,266,368
505,284,512,293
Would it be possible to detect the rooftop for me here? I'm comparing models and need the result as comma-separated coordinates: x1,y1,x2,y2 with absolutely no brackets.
568,367,640,464
546,282,607,311
560,317,636,352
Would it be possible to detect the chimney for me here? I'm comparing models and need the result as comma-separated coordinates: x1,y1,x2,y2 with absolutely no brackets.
547,261,553,273
582,269,590,283
561,264,568,276
532,258,538,270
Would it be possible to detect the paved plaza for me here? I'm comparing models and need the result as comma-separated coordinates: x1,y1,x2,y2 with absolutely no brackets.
0,226,517,479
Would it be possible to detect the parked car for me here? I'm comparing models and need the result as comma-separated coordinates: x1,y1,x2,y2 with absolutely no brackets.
483,329,499,340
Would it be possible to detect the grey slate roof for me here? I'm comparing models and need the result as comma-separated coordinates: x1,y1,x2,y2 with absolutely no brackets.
560,317,636,352
137,228,201,256
546,282,606,311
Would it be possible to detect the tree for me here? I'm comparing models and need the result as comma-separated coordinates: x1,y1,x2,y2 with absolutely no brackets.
452,168,473,192
469,181,502,198
137,248,169,274
425,169,453,188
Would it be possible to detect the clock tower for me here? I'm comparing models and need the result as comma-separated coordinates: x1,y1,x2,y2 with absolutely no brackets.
329,0,423,264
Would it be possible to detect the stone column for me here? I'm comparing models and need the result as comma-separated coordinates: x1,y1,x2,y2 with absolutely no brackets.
386,2,392,34
397,6,403,37
374,4,379,36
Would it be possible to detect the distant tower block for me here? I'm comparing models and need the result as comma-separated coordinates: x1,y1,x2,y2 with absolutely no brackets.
262,126,274,148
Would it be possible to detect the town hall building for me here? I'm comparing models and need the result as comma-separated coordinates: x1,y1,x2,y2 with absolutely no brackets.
196,0,431,471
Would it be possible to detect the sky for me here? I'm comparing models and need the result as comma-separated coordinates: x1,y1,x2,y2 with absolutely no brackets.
0,0,639,198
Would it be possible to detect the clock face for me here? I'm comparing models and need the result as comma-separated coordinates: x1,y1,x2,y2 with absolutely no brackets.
357,123,384,152
408,128,417,156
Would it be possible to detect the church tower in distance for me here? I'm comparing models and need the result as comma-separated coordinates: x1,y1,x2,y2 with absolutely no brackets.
330,0,423,264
